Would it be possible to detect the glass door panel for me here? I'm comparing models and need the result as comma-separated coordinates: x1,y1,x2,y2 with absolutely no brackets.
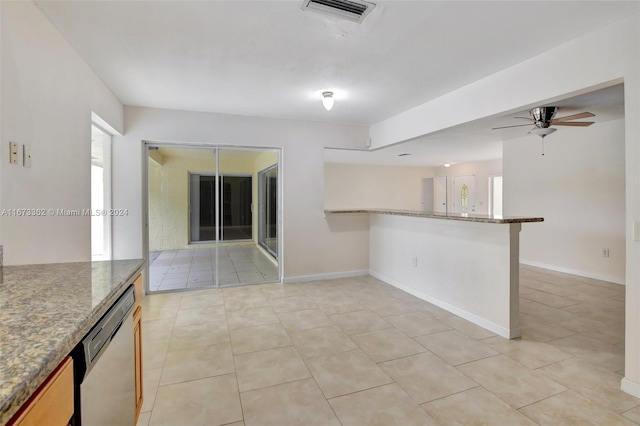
219,176,253,241
216,148,279,286
148,146,218,292
148,146,280,292
259,164,278,259
189,174,217,243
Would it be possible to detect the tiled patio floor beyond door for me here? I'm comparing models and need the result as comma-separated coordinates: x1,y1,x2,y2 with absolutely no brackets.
149,244,278,291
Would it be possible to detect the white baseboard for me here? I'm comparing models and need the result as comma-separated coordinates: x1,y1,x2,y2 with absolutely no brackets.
283,269,369,284
369,270,520,339
520,259,625,285
622,378,640,398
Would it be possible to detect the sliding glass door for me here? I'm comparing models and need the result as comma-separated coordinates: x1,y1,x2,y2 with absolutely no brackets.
259,164,278,259
190,174,252,243
219,176,252,241
189,173,217,243
147,145,280,293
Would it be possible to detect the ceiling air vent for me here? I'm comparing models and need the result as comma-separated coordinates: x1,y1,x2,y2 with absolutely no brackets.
302,0,376,23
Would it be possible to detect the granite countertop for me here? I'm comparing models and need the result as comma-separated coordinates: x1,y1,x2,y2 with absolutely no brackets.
324,209,544,224
0,259,145,425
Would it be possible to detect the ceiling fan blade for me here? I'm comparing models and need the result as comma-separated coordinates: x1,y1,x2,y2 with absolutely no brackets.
514,116,534,120
551,112,595,122
492,123,535,130
553,121,594,127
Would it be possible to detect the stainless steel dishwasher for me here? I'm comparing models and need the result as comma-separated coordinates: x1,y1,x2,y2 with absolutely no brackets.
73,285,136,426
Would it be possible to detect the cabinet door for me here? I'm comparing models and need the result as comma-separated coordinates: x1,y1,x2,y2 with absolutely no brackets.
9,357,74,426
133,307,143,422
133,273,143,312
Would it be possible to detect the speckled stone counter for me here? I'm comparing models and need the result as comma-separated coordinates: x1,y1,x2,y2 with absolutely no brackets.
0,259,144,425
325,209,543,224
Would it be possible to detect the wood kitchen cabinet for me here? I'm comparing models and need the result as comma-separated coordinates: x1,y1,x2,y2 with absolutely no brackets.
133,273,143,313
133,273,144,423
8,357,74,426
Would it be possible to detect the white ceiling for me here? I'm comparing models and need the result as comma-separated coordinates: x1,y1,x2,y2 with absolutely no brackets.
325,84,625,166
36,0,638,127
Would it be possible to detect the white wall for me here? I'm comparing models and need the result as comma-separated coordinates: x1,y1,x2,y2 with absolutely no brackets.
0,4,3,253
368,13,640,397
370,214,522,339
113,106,370,279
432,159,503,215
0,2,123,265
324,163,434,211
504,119,626,284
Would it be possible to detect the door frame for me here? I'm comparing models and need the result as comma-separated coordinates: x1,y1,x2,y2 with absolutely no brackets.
258,163,278,259
142,141,284,294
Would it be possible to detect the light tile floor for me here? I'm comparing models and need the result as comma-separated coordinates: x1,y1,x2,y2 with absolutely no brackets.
149,245,278,291
137,265,638,426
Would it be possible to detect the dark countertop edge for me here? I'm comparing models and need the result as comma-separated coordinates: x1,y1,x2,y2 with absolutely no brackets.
0,259,145,425
324,209,544,224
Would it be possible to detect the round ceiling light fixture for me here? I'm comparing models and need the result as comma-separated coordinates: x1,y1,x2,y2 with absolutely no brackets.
322,91,334,111
443,163,451,168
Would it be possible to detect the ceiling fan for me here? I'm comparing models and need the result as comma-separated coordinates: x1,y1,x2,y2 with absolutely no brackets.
492,106,595,139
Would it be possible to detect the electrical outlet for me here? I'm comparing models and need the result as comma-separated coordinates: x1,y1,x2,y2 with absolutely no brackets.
602,248,610,258
9,142,18,164
411,257,418,267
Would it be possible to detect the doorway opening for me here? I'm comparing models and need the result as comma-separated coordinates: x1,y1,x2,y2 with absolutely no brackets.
488,175,503,216
91,124,112,260
145,145,281,292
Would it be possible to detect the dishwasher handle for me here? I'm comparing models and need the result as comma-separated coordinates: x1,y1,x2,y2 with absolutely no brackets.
74,285,135,383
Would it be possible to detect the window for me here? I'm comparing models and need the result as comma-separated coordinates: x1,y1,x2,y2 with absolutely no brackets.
91,125,112,260
488,175,503,217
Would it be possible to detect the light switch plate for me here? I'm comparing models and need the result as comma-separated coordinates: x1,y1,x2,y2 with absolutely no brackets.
9,142,18,164
23,145,32,168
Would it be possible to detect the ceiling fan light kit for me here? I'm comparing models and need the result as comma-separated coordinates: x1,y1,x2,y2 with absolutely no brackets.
530,127,557,137
530,127,557,156
492,105,595,149
491,106,596,156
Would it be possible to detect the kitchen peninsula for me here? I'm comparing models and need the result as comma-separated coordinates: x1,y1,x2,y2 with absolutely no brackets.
0,259,144,425
325,209,543,339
